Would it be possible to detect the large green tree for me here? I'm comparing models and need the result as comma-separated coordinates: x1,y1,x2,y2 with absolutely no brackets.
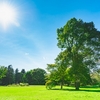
56,18,100,90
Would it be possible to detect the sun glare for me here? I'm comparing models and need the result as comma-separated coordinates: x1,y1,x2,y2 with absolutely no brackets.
0,3,18,30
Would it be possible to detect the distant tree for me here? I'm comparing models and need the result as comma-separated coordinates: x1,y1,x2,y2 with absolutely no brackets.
25,68,46,85
21,69,26,73
25,70,33,85
3,65,14,85
32,68,46,85
7,65,14,84
20,69,26,83
0,66,7,79
56,18,100,90
15,68,21,84
0,66,7,85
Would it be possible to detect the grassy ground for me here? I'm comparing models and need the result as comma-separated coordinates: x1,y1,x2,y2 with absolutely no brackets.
0,85,100,100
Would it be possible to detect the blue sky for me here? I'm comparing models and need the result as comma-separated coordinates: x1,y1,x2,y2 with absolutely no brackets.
0,0,100,71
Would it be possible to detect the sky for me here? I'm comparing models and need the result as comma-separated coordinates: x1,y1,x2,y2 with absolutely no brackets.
0,0,100,71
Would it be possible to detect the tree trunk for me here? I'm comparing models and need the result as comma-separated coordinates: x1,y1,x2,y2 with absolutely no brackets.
75,81,80,90
60,81,63,89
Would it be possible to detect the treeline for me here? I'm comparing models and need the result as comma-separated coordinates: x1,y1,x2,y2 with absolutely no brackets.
0,65,46,85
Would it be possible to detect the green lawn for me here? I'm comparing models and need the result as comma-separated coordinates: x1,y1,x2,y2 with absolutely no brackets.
0,85,100,100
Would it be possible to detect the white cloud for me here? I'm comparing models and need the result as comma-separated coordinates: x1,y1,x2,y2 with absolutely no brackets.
25,52,29,56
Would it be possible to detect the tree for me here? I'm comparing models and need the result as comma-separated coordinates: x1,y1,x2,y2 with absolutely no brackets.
25,70,33,85
57,18,100,90
46,64,58,89
0,66,7,85
20,69,26,83
5,65,14,85
15,68,21,84
55,50,71,89
25,68,46,85
32,68,46,85
0,66,7,79
46,50,70,89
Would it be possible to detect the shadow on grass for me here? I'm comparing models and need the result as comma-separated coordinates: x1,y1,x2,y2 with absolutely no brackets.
50,88,100,92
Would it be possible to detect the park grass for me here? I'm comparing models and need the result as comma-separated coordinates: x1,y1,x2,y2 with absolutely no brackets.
0,85,100,100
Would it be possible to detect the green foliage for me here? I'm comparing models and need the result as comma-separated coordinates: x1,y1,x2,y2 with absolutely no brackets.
91,72,100,86
0,66,7,79
47,17,100,90
1,65,14,85
56,18,100,90
47,56,71,89
15,68,21,84
0,65,46,86
32,68,46,85
6,65,15,85
45,80,56,89
25,68,46,85
20,69,26,83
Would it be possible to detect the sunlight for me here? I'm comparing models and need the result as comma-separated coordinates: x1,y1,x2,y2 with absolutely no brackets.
0,2,19,30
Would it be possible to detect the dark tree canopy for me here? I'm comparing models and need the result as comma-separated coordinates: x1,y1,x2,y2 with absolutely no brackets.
25,68,46,85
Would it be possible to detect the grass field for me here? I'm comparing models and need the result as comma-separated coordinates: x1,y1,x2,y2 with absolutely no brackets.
0,85,100,100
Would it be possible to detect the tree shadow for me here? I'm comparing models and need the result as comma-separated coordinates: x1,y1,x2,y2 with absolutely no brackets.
65,88,100,92
51,88,100,92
